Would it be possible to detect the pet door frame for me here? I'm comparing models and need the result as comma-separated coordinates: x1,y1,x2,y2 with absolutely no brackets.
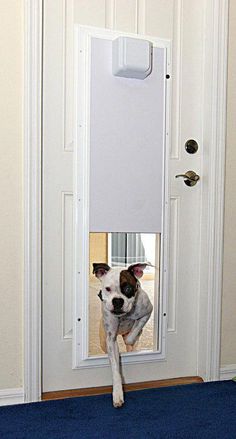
73,25,171,369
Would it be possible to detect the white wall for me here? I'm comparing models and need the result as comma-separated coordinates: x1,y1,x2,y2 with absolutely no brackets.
0,0,23,389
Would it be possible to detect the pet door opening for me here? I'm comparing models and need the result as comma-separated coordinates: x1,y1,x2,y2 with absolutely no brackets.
88,232,160,356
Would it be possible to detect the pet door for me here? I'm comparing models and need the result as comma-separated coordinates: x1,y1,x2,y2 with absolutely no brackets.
73,26,170,368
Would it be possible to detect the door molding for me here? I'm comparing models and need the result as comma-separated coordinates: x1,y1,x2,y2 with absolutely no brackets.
24,0,43,402
24,0,228,401
198,0,229,381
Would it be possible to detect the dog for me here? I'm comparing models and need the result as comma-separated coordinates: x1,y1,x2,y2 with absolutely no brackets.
93,262,153,407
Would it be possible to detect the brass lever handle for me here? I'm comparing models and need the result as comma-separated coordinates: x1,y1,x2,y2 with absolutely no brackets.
175,170,200,186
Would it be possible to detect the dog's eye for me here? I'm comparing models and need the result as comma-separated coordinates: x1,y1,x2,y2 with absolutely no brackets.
124,285,132,294
122,284,135,298
105,287,111,292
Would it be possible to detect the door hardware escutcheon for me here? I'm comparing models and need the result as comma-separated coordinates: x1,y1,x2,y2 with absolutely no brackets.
175,170,200,187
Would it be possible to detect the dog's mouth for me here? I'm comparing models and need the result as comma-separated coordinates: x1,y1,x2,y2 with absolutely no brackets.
112,309,126,316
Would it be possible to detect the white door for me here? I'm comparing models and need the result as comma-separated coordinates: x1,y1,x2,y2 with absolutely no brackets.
42,0,219,392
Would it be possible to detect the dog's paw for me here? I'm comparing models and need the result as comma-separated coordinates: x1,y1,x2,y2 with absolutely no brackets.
113,386,124,408
124,333,136,346
124,329,142,346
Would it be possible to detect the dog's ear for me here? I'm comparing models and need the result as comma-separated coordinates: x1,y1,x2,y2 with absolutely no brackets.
93,263,111,278
128,262,152,279
98,290,103,301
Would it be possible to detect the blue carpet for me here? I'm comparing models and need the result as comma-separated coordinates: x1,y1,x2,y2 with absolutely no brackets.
0,380,236,439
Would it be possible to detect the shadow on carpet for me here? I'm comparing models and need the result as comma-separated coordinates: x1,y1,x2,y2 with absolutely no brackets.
0,380,236,439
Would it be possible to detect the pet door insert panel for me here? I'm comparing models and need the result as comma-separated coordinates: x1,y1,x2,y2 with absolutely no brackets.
89,36,166,233
73,26,170,369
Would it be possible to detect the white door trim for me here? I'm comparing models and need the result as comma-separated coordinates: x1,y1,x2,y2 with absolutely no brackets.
24,0,43,403
24,0,228,401
198,0,229,381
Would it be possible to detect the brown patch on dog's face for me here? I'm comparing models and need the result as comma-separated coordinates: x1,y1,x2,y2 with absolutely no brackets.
120,270,138,298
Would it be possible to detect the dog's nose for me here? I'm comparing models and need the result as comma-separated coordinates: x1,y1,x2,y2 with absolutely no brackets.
112,297,124,310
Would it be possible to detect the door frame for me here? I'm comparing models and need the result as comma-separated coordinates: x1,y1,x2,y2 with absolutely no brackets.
24,0,229,402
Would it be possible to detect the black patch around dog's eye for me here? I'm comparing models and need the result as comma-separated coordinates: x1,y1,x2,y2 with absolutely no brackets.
121,283,135,298
98,290,103,301
120,269,138,298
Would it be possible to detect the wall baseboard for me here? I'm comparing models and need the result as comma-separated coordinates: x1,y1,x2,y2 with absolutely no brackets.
0,388,24,407
220,364,236,381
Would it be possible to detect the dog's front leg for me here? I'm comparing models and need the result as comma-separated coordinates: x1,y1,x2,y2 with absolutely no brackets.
105,320,124,408
124,311,152,346
107,336,124,407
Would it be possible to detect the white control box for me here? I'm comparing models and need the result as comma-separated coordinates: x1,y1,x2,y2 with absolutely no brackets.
112,36,152,80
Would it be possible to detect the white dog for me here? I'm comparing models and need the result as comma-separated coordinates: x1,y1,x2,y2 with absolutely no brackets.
93,262,153,407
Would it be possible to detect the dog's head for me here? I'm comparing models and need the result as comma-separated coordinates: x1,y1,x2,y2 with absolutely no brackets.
93,262,150,316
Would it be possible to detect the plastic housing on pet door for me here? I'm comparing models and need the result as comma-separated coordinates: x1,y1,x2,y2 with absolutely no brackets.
112,36,153,79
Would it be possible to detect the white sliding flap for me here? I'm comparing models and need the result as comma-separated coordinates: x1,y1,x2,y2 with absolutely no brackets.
89,37,166,233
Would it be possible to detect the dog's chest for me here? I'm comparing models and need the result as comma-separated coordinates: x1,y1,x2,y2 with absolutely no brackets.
117,316,135,335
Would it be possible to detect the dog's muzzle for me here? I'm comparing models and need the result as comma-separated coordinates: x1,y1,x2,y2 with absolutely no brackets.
112,297,124,314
